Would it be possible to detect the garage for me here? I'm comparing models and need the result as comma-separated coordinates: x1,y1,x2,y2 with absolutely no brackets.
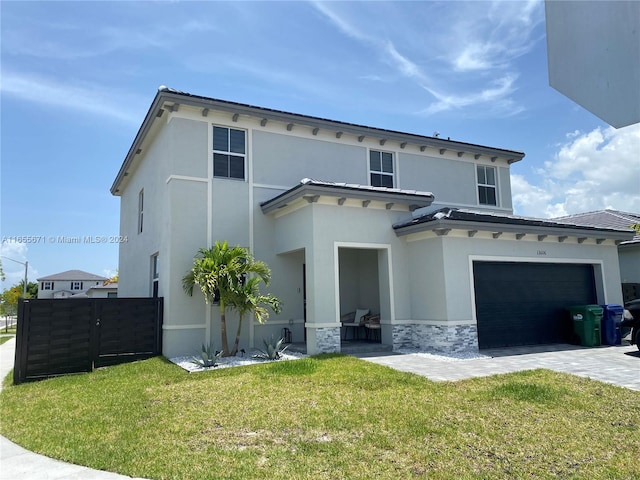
473,261,597,349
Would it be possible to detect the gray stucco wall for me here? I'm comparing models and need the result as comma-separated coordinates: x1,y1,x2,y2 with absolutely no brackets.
619,245,640,284
252,131,367,186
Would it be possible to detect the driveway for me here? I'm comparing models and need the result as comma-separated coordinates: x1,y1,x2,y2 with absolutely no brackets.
356,343,640,391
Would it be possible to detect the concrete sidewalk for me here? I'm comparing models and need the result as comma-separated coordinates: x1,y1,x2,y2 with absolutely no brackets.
0,338,147,480
357,343,640,391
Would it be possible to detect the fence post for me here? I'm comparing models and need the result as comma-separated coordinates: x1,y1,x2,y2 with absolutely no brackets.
156,297,163,355
13,299,30,385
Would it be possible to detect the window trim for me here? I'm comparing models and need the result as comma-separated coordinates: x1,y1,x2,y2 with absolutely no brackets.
369,149,395,188
212,125,247,180
151,253,159,298
477,165,498,206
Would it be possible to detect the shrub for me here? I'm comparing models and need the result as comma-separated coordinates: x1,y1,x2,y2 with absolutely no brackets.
253,336,288,360
191,344,223,368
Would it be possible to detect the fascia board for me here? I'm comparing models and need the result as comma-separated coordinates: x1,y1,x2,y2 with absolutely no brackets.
394,219,636,241
261,184,434,215
111,92,167,195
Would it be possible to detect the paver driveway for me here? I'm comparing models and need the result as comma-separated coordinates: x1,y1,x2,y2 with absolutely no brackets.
357,343,640,391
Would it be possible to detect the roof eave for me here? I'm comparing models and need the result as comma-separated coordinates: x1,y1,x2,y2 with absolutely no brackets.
112,90,527,196
110,91,169,195
394,218,636,241
261,183,434,214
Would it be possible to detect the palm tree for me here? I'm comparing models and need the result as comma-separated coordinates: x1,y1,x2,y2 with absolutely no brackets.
182,241,279,356
228,276,282,357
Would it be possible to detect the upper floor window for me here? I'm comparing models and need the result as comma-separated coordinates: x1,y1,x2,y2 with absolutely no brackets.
41,281,54,290
71,281,83,291
213,126,246,180
138,189,144,234
477,165,497,206
369,150,394,188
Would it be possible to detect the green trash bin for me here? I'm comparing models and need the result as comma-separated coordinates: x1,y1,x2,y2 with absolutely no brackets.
567,305,603,347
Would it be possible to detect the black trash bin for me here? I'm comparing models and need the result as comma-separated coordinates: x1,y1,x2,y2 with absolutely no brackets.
600,304,623,345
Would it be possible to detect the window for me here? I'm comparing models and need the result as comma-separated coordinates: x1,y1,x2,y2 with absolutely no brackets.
151,254,159,298
213,126,246,179
477,165,498,206
369,150,394,187
138,189,144,234
71,281,83,291
107,292,118,299
41,281,53,290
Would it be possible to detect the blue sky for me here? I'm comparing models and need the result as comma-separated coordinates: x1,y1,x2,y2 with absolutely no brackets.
1,0,639,288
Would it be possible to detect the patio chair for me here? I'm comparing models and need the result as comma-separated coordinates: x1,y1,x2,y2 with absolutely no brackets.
341,309,369,340
364,314,381,342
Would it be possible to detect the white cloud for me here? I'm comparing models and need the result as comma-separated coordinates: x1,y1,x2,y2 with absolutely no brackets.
512,124,640,218
310,1,543,117
1,71,144,125
422,74,520,116
449,0,544,73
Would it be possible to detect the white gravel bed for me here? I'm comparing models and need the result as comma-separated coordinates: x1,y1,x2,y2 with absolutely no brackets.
395,348,490,362
170,351,308,373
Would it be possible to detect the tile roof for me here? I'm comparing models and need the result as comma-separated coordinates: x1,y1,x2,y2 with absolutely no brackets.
552,209,640,244
552,209,640,230
260,178,434,214
37,270,109,282
393,207,636,239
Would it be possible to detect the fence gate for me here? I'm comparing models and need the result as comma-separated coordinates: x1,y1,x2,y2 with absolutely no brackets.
14,297,163,384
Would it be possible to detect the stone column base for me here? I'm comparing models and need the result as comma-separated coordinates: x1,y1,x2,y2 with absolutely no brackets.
392,323,479,355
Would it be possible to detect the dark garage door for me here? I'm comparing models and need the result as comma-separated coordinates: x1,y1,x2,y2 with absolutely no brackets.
473,262,597,349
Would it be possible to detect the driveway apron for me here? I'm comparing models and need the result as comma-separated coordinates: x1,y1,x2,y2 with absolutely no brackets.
357,343,640,391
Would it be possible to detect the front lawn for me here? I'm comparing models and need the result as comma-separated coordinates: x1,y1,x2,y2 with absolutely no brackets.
0,336,14,346
1,355,638,479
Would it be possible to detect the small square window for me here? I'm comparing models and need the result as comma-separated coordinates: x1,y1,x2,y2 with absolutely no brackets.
369,150,394,187
213,126,246,180
477,165,498,206
71,281,83,291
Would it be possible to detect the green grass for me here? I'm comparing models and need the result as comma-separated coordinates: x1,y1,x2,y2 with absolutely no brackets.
0,335,14,346
1,355,639,480
0,325,16,335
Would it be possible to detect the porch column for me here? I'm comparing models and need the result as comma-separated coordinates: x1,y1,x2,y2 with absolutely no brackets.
305,243,341,354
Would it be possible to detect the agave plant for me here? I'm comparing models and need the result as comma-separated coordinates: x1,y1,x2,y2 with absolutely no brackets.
252,336,288,360
191,344,223,368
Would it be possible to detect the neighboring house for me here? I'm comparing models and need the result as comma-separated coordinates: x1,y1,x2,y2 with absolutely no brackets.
37,270,110,299
553,210,640,285
70,283,119,299
111,87,634,357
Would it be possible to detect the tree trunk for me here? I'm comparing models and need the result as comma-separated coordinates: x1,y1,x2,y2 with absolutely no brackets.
229,314,244,357
219,303,231,356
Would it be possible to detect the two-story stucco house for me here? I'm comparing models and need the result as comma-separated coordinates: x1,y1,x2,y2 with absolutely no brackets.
37,270,110,299
111,87,634,357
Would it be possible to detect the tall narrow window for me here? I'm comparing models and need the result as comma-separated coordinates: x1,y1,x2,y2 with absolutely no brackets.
213,126,246,179
369,150,394,187
477,165,497,206
138,189,144,233
151,254,159,298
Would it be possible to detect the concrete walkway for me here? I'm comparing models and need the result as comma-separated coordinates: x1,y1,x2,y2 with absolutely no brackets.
0,338,147,480
0,340,637,480
357,343,640,391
